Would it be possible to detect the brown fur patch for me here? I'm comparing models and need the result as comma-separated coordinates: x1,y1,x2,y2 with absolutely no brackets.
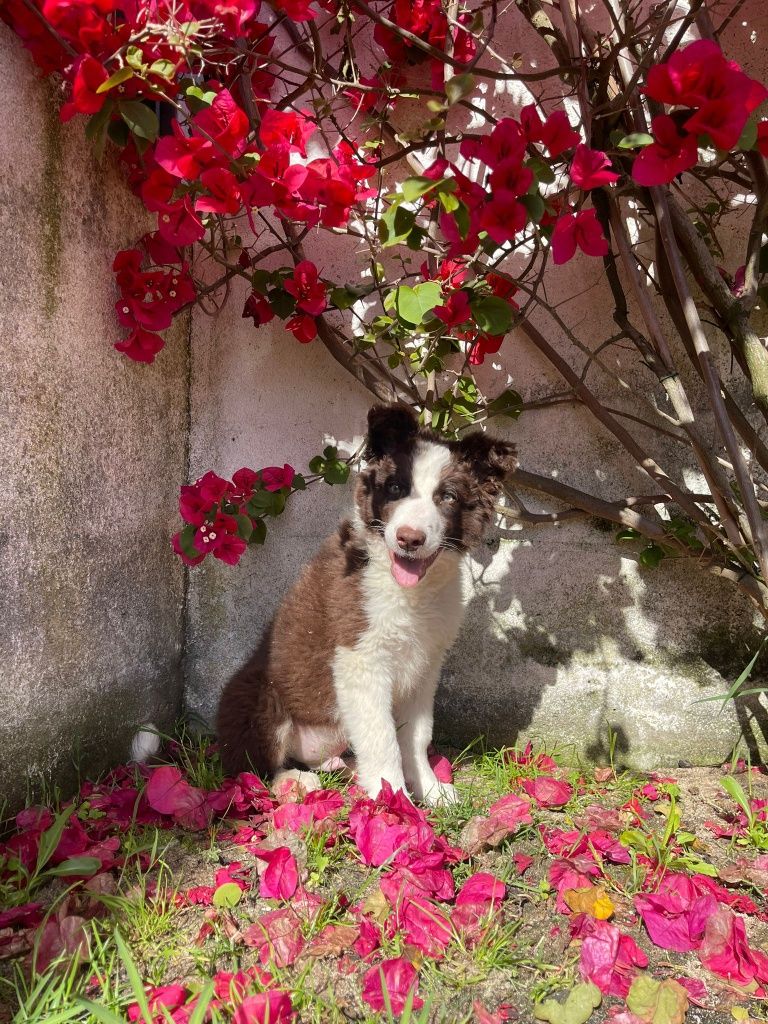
216,521,368,777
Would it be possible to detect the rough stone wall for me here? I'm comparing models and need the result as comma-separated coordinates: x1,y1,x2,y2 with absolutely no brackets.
0,27,189,808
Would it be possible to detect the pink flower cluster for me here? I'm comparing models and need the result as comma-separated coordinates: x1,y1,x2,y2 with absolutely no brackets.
633,40,767,185
173,464,296,567
0,1,378,362
424,259,520,365
112,245,195,363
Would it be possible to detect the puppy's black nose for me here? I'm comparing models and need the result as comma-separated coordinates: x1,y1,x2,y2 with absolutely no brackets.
396,526,426,552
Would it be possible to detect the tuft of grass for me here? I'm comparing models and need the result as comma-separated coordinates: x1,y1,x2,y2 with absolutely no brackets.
161,721,224,793
721,774,768,851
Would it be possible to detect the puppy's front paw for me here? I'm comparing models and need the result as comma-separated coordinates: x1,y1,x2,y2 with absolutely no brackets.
420,780,458,807
358,768,408,800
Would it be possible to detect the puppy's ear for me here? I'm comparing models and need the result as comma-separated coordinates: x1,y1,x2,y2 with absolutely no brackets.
365,404,419,460
453,432,518,489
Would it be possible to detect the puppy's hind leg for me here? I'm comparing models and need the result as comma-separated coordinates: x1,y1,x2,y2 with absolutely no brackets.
216,665,288,781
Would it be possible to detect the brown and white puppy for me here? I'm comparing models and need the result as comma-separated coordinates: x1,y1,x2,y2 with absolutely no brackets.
216,404,517,804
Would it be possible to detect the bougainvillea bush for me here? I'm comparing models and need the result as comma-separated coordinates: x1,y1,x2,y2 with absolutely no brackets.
5,0,768,621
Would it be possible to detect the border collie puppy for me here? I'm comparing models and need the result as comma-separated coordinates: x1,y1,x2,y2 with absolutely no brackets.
216,404,517,804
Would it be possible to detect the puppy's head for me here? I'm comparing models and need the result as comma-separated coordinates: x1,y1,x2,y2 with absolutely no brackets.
355,404,518,587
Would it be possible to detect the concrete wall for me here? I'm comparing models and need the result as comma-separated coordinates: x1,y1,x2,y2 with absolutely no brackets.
0,26,189,808
184,7,768,770
4,3,768,806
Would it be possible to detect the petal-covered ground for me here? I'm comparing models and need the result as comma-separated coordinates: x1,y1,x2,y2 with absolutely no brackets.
2,732,768,1023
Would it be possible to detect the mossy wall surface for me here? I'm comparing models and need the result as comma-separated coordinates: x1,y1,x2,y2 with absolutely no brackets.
0,27,189,807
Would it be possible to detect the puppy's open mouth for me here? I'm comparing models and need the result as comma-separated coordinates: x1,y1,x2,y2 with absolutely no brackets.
388,549,440,588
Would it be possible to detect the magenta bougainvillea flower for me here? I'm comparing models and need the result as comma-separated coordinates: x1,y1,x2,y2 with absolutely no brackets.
631,115,699,185
569,145,620,189
551,209,609,264
361,957,423,1013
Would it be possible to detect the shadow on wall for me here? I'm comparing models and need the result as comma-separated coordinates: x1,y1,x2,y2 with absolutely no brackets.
435,518,768,771
185,469,768,771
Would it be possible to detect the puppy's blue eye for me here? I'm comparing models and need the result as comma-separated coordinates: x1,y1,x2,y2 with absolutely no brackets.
387,481,402,498
442,490,458,504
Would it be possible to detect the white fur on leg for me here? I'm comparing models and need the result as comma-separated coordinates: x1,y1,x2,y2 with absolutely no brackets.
333,647,407,797
396,679,457,805
130,723,161,763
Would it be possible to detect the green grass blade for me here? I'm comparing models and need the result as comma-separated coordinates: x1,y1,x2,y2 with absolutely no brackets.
692,638,766,710
75,999,127,1024
114,931,152,1024
720,775,753,821
35,806,74,877
188,982,214,1024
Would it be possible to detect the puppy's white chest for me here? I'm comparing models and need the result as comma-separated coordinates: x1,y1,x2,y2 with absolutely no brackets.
355,555,465,695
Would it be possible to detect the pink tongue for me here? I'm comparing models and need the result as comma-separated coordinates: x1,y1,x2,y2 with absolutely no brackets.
390,553,427,588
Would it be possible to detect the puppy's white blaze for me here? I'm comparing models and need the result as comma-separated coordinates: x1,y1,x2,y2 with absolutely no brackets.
385,442,452,556
130,723,160,763
410,441,452,498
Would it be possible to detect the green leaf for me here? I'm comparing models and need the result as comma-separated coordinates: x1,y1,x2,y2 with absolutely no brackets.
96,66,135,94
445,73,475,106
400,176,441,203
84,100,115,162
212,882,242,908
521,193,545,223
739,118,759,152
470,295,514,335
247,489,286,518
292,473,307,491
107,118,131,148
438,189,459,213
323,460,350,485
185,84,217,113
178,524,200,561
251,269,273,295
379,204,415,248
487,389,523,419
149,58,177,81
676,855,718,877
626,976,688,1024
267,288,297,319
617,132,654,149
619,828,650,853
188,982,215,1024
249,519,267,545
721,775,753,820
125,46,145,70
638,543,665,568
235,514,253,542
452,201,471,239
119,101,159,142
527,155,556,184
35,807,74,877
46,856,102,877
330,287,359,310
615,527,641,542
534,982,601,1024
387,282,444,325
